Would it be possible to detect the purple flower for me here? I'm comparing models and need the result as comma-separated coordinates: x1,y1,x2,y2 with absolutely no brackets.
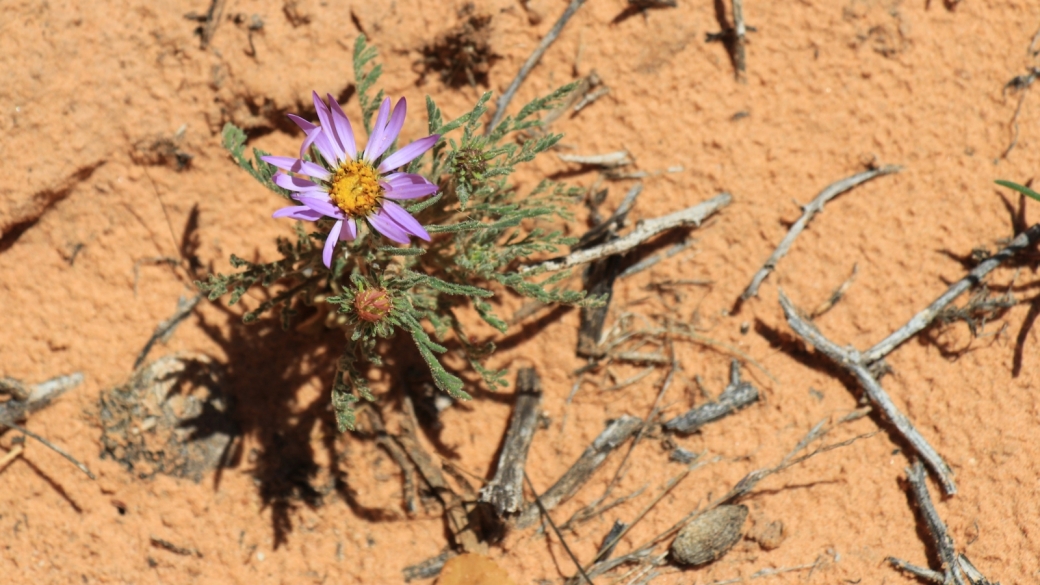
264,92,441,267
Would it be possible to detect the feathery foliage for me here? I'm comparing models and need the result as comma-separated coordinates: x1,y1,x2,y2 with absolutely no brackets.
200,35,590,430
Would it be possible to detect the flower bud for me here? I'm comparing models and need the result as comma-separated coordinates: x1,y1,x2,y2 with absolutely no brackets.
354,288,392,322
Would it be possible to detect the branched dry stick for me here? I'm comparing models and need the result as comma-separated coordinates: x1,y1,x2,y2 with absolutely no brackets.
664,359,759,434
361,406,420,516
524,193,732,274
862,223,1040,364
570,353,679,523
741,165,901,301
487,0,588,133
887,556,944,583
479,368,543,516
200,0,227,48
0,421,95,479
779,290,957,495
888,461,968,585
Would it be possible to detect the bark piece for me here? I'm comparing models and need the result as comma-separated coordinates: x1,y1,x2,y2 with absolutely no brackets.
478,368,543,515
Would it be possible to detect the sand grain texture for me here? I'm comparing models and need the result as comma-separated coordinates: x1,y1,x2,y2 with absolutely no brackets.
1,0,1039,584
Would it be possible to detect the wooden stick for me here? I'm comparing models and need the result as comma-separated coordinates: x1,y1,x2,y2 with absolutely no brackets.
0,421,95,479
396,397,484,553
523,193,732,274
862,223,1040,364
886,556,943,583
779,291,957,495
524,472,594,585
515,415,642,528
740,166,901,301
903,461,968,585
664,360,759,434
732,0,747,80
479,368,543,515
487,0,588,133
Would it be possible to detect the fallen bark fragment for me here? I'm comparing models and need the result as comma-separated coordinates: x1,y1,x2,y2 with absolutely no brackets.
478,368,543,516
664,360,758,434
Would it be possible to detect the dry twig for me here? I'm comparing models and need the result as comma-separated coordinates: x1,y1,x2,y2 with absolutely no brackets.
487,0,588,133
779,291,957,494
515,415,641,528
862,223,1040,363
524,193,732,274
887,461,968,585
740,165,901,301
664,360,759,434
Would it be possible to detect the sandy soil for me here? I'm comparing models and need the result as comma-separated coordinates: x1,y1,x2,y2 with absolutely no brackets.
2,0,1040,583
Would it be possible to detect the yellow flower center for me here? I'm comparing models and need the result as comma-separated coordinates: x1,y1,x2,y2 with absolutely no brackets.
329,160,383,217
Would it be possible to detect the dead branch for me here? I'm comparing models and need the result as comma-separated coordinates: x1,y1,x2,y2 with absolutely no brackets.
487,0,588,133
396,397,485,553
862,223,1040,364
779,290,957,495
558,151,633,168
664,360,759,434
572,414,874,582
515,415,642,528
479,368,543,516
889,461,968,585
732,0,747,80
740,165,901,301
524,193,732,274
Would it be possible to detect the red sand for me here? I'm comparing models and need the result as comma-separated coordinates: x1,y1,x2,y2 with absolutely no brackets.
2,0,1039,583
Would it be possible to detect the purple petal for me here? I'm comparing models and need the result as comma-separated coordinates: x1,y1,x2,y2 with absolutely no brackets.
273,173,324,192
312,92,345,163
379,201,431,241
323,220,343,268
288,114,319,158
384,180,439,200
377,134,439,173
385,172,434,185
326,94,358,161
312,127,341,166
368,98,407,161
297,196,344,219
363,98,392,162
341,218,358,241
260,156,331,181
288,113,318,133
273,205,324,221
367,208,411,244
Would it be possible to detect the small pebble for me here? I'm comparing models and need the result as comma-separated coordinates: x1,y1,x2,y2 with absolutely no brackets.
671,505,748,566
750,519,785,550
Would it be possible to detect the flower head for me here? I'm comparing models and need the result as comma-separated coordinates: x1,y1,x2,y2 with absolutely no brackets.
265,92,441,267
353,287,393,323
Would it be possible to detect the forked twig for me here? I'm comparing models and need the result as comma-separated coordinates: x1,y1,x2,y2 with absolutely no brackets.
779,290,957,495
741,166,901,301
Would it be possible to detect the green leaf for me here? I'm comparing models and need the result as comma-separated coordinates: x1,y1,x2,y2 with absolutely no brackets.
995,180,1040,202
